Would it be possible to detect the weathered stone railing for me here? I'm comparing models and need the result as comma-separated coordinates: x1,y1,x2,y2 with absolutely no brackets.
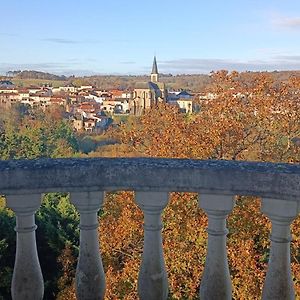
1,157,300,300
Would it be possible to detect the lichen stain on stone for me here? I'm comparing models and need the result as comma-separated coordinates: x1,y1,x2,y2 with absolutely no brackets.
150,271,164,281
77,270,88,286
93,274,100,282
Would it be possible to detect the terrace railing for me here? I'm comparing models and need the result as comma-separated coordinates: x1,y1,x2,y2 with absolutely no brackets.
0,157,299,300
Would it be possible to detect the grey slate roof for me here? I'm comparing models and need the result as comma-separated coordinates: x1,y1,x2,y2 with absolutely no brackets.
134,81,163,98
0,80,14,87
177,91,192,97
135,82,150,89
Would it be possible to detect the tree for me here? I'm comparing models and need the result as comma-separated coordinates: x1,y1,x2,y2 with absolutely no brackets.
0,106,78,159
0,106,80,299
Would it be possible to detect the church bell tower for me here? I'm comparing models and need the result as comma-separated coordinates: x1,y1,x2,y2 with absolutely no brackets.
150,56,159,83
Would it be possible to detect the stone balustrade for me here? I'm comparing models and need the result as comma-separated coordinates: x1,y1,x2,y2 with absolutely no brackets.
0,157,300,300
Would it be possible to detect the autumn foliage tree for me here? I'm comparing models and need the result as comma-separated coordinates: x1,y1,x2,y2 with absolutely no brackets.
92,71,300,299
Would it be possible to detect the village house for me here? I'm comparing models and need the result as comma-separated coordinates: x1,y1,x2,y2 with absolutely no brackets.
101,98,129,114
83,118,97,132
78,85,94,91
51,84,77,94
50,96,67,107
29,94,52,109
27,86,41,94
82,91,103,103
110,89,123,99
76,101,101,118
71,112,112,133
0,93,19,109
0,87,18,94
68,94,85,105
59,84,77,93
93,90,112,100
168,90,194,113
72,115,84,131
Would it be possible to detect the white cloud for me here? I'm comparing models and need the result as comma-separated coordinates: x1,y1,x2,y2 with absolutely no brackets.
158,56,300,74
40,38,101,44
275,17,300,29
270,13,300,30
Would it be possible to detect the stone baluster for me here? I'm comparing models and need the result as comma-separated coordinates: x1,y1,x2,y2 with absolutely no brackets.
71,191,106,300
6,194,44,300
198,194,235,300
135,191,169,300
261,198,299,300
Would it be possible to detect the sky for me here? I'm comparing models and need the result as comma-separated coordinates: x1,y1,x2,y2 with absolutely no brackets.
1,0,300,76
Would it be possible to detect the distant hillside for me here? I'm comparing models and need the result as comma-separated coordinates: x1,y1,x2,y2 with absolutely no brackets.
237,70,300,84
4,70,300,92
8,70,68,81
71,74,212,92
71,71,300,92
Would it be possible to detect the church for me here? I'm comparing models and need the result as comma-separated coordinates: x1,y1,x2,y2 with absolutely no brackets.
130,56,168,115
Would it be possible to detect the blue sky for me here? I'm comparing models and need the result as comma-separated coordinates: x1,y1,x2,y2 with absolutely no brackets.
1,0,300,75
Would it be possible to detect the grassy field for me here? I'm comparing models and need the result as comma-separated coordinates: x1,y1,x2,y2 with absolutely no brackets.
12,78,67,88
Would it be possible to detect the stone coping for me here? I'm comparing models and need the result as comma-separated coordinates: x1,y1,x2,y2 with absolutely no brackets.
0,157,299,200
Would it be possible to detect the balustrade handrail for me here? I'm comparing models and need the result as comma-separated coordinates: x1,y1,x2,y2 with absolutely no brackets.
0,157,300,200
1,157,300,299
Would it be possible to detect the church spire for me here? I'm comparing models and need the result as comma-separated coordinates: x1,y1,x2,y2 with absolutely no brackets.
151,56,159,82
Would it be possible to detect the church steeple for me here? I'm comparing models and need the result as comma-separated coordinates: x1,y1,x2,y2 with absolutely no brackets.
151,56,159,82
